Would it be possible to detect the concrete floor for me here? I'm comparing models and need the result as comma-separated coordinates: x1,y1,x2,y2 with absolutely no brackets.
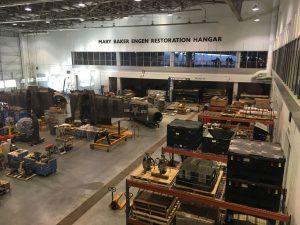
0,113,196,225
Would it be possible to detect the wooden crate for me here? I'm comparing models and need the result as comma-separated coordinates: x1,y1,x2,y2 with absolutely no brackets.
210,96,228,107
132,190,180,225
174,170,224,197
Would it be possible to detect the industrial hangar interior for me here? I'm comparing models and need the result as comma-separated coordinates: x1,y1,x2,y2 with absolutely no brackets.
0,0,300,225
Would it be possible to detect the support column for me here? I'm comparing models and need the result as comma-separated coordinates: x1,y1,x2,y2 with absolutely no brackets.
117,77,122,95
116,52,121,66
235,52,241,68
170,52,175,67
233,82,239,101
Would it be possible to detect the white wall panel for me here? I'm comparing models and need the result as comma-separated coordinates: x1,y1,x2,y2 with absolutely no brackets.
0,35,22,82
20,12,272,88
271,78,300,225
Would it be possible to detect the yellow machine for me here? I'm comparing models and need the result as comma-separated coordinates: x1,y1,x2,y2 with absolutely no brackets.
177,103,189,115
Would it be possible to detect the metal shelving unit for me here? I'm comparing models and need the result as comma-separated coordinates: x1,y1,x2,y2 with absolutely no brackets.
125,147,289,225
162,146,228,164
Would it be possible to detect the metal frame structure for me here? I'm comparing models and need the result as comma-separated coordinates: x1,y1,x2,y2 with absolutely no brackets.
0,0,254,32
126,179,289,224
125,146,290,224
162,146,228,164
0,0,226,32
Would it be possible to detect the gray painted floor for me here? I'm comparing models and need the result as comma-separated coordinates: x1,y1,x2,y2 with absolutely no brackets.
0,113,195,225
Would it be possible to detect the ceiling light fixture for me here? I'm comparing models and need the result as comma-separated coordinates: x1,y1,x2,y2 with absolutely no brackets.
123,16,128,19
167,13,173,16
78,2,85,7
25,6,32,11
13,23,17,26
252,1,259,11
134,0,142,2
254,15,260,22
79,18,85,22
46,20,50,24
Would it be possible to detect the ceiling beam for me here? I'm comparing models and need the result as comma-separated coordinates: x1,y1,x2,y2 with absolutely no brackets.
0,0,64,8
224,0,243,21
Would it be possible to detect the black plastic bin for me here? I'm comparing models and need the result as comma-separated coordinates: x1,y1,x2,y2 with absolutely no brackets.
202,128,234,154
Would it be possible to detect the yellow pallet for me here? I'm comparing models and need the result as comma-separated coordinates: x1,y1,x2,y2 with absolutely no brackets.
90,133,127,152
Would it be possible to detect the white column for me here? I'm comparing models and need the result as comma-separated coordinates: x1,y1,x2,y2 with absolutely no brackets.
235,52,241,68
117,77,122,94
116,52,121,66
233,82,239,101
170,52,175,67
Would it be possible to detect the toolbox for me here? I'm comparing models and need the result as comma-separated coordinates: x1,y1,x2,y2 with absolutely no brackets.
202,128,234,155
167,119,203,150
225,177,282,212
227,139,285,186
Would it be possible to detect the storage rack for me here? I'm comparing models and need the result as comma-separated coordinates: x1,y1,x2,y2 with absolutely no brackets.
125,146,289,225
199,112,274,132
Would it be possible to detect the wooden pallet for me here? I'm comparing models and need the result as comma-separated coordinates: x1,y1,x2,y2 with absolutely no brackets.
174,170,224,197
133,201,180,225
6,172,36,181
131,165,179,186
133,191,178,218
97,124,128,134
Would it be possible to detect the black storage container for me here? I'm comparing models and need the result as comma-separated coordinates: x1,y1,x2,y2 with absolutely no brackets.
167,119,203,150
253,123,269,141
225,177,282,212
227,139,285,186
202,128,234,155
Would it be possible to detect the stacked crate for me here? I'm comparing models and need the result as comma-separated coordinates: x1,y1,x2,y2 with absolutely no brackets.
167,119,203,150
176,158,218,192
132,190,180,225
225,139,285,212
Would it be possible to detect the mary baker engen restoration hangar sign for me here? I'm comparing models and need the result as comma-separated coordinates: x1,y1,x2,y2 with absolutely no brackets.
98,36,222,44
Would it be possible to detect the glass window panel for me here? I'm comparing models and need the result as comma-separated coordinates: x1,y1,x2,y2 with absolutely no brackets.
211,52,221,68
75,52,81,65
130,52,137,66
144,52,151,66
247,51,258,68
202,53,212,67
88,52,94,65
151,52,158,66
137,52,144,66
83,52,88,65
240,51,247,68
123,52,130,66
112,53,116,61
220,51,236,68
257,51,267,68
106,52,112,65
94,52,100,61
100,52,105,65
164,52,170,67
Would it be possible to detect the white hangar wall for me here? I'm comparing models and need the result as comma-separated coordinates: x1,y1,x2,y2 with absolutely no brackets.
271,0,300,224
20,6,272,91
